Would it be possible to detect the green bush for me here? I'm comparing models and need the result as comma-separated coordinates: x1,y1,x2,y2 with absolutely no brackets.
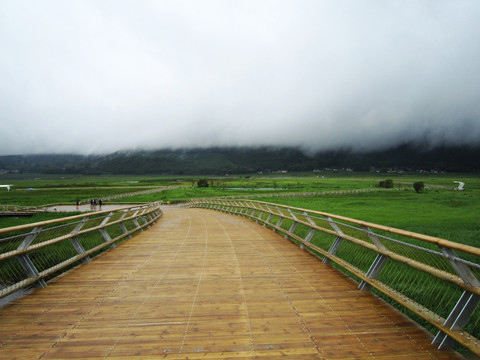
413,181,425,193
197,179,209,188
379,179,394,188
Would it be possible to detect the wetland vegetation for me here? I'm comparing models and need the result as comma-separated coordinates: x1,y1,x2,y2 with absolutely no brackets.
1,172,479,247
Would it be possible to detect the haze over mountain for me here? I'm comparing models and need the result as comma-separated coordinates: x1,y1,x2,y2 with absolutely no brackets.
1,144,479,175
1,1,480,156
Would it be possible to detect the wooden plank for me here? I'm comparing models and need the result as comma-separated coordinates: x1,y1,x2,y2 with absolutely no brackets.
0,208,466,359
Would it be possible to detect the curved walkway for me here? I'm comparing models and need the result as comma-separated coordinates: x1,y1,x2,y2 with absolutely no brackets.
0,209,464,359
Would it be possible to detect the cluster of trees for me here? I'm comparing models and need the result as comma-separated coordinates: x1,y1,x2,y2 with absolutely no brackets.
379,179,425,193
1,144,479,175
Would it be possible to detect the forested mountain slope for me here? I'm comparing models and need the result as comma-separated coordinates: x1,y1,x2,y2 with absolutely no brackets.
1,144,479,175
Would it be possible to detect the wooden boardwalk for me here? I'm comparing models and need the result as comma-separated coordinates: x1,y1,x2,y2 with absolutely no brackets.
0,208,465,359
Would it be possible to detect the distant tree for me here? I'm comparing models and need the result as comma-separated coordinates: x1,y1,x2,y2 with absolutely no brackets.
197,179,209,188
378,179,394,188
413,181,425,193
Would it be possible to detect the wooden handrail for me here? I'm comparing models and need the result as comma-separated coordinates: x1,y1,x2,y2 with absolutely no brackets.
0,203,157,235
0,203,162,300
190,198,480,356
251,200,480,256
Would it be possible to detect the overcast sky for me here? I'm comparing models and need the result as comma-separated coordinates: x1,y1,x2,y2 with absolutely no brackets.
1,0,480,155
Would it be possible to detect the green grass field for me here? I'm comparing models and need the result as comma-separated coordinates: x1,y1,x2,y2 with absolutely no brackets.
1,172,479,247
257,189,480,247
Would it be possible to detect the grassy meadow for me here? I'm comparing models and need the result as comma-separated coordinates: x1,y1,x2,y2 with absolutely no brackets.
1,172,479,247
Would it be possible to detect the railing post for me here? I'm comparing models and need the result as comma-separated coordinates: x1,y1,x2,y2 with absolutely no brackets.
99,213,114,247
303,212,317,226
359,226,389,290
284,209,298,240
16,226,47,288
132,217,140,228
433,291,480,349
131,209,143,231
263,212,270,226
433,247,480,349
300,212,318,249
288,209,298,221
323,217,344,264
440,247,480,286
359,254,388,290
144,212,153,223
286,222,297,239
17,255,46,287
274,217,284,233
139,215,148,227
240,203,249,216
69,218,90,263
119,213,132,240
273,207,283,233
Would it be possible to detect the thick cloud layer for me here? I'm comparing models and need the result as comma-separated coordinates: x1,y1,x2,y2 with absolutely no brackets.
1,0,480,155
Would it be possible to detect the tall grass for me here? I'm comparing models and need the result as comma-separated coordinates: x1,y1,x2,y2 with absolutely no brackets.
257,189,480,247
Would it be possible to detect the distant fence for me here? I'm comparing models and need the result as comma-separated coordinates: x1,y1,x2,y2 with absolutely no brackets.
79,185,179,204
190,199,480,356
195,187,410,201
1,204,49,213
0,203,162,300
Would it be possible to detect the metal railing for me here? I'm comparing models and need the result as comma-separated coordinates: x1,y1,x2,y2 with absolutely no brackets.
190,199,480,356
1,204,49,213
0,203,162,301
194,187,411,201
78,185,180,204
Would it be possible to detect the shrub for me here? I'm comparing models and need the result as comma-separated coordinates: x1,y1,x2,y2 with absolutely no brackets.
197,179,209,188
379,179,394,188
413,181,425,193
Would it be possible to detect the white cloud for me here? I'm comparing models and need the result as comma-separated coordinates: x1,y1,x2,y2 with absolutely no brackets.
1,0,479,155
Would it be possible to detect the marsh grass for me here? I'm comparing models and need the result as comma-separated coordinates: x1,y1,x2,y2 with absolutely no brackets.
257,189,480,248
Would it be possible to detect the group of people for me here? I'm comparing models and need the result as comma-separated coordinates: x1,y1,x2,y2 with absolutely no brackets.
89,198,102,210
75,199,103,210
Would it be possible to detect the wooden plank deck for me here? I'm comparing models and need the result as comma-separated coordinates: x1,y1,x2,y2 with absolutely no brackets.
0,208,466,359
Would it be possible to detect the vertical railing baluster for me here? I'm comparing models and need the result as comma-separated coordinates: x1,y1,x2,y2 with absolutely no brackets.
301,212,318,249
16,226,47,288
323,217,344,264
69,218,90,263
433,247,480,349
358,226,389,290
98,212,114,247
263,212,270,226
